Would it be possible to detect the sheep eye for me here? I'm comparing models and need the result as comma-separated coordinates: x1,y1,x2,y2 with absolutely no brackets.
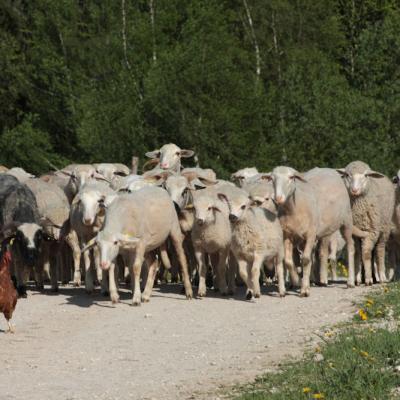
114,240,118,245
176,151,180,156
265,197,269,201
241,205,246,210
208,206,212,211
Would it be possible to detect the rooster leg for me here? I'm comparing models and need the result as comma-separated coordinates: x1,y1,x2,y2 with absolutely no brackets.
6,320,15,334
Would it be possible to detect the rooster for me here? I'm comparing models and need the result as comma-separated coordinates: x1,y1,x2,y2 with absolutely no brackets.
0,247,17,333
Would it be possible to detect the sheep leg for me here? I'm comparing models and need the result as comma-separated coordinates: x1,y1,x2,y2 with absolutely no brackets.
216,248,229,296
83,249,94,293
66,231,81,286
284,238,300,288
300,234,315,297
237,259,251,298
170,229,193,299
275,255,286,297
354,239,362,285
101,269,109,296
93,246,102,284
108,262,119,304
376,237,387,283
50,250,59,292
142,252,158,302
227,252,237,295
195,248,207,297
131,247,145,306
361,237,375,286
318,237,330,286
341,225,355,287
249,255,263,299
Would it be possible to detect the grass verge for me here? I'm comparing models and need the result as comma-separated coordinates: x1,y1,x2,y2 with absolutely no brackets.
231,283,400,400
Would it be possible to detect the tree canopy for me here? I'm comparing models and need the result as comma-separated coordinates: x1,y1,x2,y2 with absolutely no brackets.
1,0,400,177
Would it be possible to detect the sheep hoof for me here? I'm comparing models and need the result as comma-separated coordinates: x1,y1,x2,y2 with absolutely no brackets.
246,291,253,300
300,288,310,297
141,295,150,303
254,293,260,298
185,291,193,300
347,282,355,289
131,300,141,307
279,292,286,298
365,279,373,286
197,290,206,297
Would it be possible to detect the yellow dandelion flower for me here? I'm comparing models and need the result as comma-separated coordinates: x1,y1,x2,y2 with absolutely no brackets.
358,309,368,321
384,287,389,293
315,346,321,353
324,331,334,338
313,394,325,399
303,387,312,393
360,351,369,358
366,299,374,307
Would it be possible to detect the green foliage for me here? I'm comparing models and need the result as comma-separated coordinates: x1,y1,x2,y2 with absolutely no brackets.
232,283,400,400
1,1,400,176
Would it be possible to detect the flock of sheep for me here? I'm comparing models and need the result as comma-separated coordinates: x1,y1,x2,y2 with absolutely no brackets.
1,143,399,330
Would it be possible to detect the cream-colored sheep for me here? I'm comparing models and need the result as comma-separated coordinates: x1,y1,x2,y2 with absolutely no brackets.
191,188,232,296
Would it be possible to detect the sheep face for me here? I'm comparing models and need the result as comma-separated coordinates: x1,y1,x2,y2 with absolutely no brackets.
14,223,43,267
96,231,140,271
338,161,385,197
193,195,220,226
248,183,276,213
224,194,250,223
165,175,190,210
266,166,306,206
78,191,104,226
145,143,194,170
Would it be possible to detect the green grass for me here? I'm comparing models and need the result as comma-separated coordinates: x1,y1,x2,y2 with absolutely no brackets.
232,283,400,400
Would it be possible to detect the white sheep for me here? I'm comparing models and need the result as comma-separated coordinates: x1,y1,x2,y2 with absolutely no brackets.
221,182,285,298
83,187,193,305
262,167,355,296
191,188,232,296
337,161,395,284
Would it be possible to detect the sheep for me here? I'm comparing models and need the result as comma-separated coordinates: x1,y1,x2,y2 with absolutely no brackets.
337,161,395,285
69,181,116,292
4,167,35,183
25,179,71,291
83,187,193,305
93,163,130,182
0,175,45,297
191,187,232,296
42,164,109,203
145,143,194,172
261,167,355,297
221,182,285,298
231,167,259,188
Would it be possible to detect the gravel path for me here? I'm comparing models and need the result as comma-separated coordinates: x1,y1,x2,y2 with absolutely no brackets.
0,282,370,400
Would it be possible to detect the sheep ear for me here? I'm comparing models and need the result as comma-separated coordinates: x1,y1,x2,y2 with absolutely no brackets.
366,170,385,179
213,206,221,213
93,172,111,183
39,217,62,229
217,193,230,206
114,171,128,177
118,234,140,249
198,176,218,186
336,169,348,178
145,150,160,159
259,173,272,181
293,174,307,183
81,237,97,252
393,176,399,184
180,149,194,158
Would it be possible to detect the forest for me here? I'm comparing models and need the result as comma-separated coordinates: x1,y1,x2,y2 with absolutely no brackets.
1,0,400,177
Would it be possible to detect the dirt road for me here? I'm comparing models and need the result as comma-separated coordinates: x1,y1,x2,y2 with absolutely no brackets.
0,282,369,400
